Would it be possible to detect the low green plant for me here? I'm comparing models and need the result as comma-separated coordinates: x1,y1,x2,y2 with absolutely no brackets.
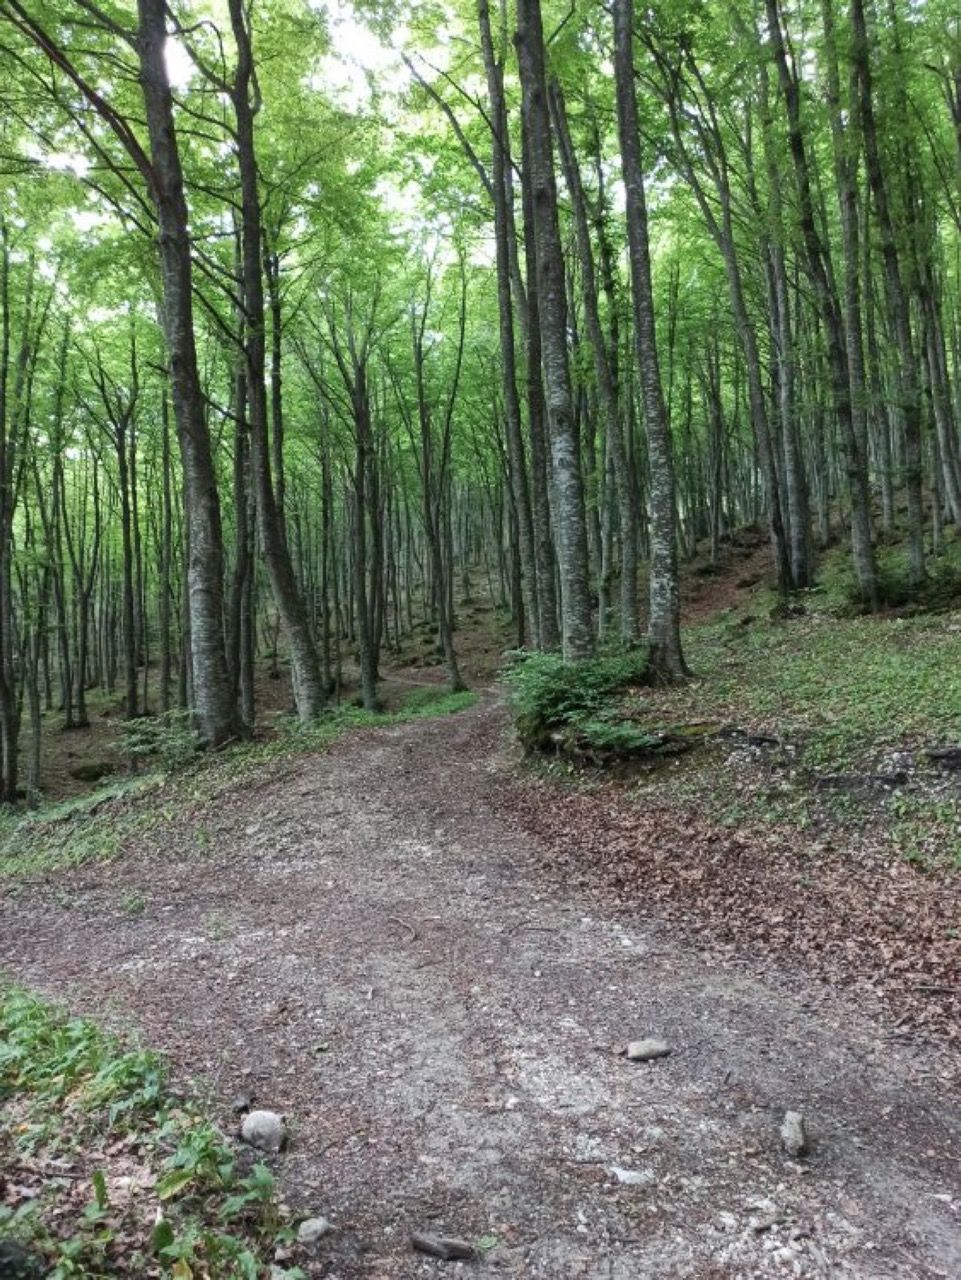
504,648,649,753
121,710,203,772
398,686,476,717
0,986,304,1279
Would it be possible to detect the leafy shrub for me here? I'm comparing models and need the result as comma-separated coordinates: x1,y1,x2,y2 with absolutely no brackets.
121,709,202,772
505,648,649,753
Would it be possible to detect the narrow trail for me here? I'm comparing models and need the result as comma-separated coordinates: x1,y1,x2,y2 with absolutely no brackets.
2,698,959,1277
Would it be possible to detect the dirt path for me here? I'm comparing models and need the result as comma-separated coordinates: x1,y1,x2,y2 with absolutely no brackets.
2,697,959,1278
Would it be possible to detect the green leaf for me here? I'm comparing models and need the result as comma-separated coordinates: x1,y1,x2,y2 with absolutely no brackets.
156,1168,195,1200
92,1168,108,1210
151,1216,175,1253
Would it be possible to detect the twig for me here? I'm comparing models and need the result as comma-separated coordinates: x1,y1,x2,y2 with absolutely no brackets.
9,1161,84,1180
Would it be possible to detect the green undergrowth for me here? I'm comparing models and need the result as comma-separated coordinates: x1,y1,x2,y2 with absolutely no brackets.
504,648,656,756
502,582,961,868
0,685,476,883
640,608,961,867
748,526,961,617
0,986,302,1279
679,611,961,769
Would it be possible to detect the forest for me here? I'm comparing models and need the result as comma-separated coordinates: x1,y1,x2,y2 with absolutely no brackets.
0,0,959,1277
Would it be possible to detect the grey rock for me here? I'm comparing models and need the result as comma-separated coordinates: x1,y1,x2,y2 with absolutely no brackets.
627,1037,671,1062
780,1110,809,1157
297,1216,333,1245
410,1231,477,1261
609,1165,654,1186
240,1108,286,1153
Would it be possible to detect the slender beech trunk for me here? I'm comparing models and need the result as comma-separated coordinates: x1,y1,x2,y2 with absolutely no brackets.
158,392,173,713
551,81,638,642
612,0,686,679
478,0,539,646
137,0,240,742
850,0,925,584
515,0,594,661
228,0,324,721
766,0,878,606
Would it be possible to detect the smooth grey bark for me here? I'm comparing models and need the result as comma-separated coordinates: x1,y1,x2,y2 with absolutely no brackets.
517,128,561,650
86,341,140,720
862,224,895,531
550,80,638,643
226,328,253,717
158,392,173,714
265,244,287,531
136,0,240,742
612,0,686,680
400,269,467,693
759,66,812,586
228,0,325,721
766,0,878,607
921,274,961,524
652,50,792,595
0,227,24,800
3,0,241,742
326,308,381,711
850,0,925,585
515,0,594,661
477,0,539,647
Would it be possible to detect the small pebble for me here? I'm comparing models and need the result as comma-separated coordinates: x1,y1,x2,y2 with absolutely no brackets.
609,1165,654,1186
780,1110,809,1157
627,1038,671,1062
241,1109,286,1153
297,1216,332,1245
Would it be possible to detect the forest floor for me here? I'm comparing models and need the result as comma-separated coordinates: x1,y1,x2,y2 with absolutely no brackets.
2,670,960,1276
3,535,961,1276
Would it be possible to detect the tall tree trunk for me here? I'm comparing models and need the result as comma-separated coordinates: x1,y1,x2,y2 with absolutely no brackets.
158,392,173,714
137,0,240,743
850,0,925,585
612,0,686,679
228,0,325,721
515,0,594,661
477,0,539,647
766,0,878,605
551,81,639,643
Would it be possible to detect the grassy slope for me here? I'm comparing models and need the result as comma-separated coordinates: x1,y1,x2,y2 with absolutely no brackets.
629,534,961,867
505,529,961,870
